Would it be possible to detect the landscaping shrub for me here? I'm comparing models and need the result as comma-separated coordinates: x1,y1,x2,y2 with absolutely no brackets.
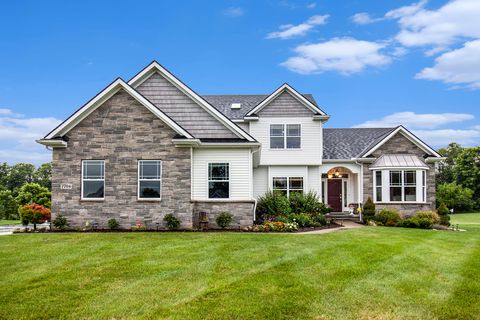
289,191,331,215
18,203,51,230
362,197,375,223
163,214,180,230
108,218,120,230
414,211,440,225
15,183,52,208
256,191,291,222
288,213,314,228
437,202,451,226
52,214,69,230
436,182,474,212
312,213,327,226
216,212,233,229
398,217,433,229
374,208,401,226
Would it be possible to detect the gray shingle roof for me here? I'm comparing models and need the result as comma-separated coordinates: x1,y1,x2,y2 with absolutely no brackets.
202,94,320,119
323,128,396,159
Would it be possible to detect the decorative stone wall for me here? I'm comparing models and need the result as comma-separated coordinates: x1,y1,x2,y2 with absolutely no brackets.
52,89,193,229
362,132,436,213
192,201,255,229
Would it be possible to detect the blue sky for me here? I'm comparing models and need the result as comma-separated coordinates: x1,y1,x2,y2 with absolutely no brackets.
1,0,479,165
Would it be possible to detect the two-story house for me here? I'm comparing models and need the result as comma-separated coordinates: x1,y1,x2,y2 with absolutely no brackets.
37,61,444,229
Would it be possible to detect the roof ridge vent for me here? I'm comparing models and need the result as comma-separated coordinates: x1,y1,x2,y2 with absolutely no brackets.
231,103,242,109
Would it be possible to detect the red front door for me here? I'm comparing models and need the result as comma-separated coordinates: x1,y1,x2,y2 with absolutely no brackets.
327,179,342,212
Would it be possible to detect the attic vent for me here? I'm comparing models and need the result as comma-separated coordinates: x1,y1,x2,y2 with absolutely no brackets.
231,103,242,109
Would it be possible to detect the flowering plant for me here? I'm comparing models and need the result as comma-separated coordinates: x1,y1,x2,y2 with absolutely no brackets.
250,221,298,232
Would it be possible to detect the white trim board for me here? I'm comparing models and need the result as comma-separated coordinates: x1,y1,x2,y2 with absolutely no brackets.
43,78,193,140
245,83,327,117
128,61,256,142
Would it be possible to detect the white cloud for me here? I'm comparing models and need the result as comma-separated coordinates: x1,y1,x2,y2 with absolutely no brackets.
353,111,474,129
281,37,391,75
416,40,480,89
353,111,480,147
0,109,61,165
388,0,480,47
266,14,329,39
306,3,316,9
223,7,245,17
351,12,383,25
412,129,480,147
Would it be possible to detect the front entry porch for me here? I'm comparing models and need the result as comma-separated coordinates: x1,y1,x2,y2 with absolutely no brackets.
321,165,361,214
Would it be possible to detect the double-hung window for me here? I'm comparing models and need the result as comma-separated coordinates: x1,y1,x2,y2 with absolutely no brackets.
270,124,301,149
138,160,162,199
376,169,424,203
272,177,304,197
82,160,104,199
208,163,229,199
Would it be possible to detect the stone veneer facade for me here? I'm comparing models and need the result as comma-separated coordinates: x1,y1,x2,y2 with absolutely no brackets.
52,90,254,229
362,132,436,216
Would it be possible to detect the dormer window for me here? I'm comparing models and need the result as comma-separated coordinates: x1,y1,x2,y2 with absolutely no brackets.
270,124,301,149
230,103,242,109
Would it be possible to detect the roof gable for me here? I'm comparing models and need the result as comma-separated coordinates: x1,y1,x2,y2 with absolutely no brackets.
128,61,255,142
245,83,327,117
360,126,441,158
43,79,193,140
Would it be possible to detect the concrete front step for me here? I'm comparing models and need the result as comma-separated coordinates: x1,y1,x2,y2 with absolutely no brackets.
326,213,361,221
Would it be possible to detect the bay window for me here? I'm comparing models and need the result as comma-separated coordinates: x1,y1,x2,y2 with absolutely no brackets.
374,169,426,203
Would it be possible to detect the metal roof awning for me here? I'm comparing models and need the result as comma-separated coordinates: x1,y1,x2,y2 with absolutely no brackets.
370,154,429,170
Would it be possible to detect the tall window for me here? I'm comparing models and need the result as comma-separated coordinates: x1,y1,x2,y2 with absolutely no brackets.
389,171,402,201
404,171,416,201
422,171,426,202
82,160,104,199
208,163,229,198
270,124,301,149
138,160,162,199
375,171,382,202
272,177,304,197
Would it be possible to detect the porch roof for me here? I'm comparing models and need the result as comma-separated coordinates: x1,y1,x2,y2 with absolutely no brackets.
370,154,429,170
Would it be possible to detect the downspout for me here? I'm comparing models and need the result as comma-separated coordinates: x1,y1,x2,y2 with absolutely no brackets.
354,158,363,223
251,145,261,223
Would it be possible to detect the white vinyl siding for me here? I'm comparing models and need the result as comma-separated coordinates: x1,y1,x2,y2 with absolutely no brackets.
253,166,268,198
192,148,251,200
250,117,322,166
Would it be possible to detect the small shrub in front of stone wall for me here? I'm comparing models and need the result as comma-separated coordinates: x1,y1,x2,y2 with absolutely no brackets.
215,212,233,229
52,214,69,230
362,197,376,223
163,214,180,230
107,218,120,230
373,208,401,226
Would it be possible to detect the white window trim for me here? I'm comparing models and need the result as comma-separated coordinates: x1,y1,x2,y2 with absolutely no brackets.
137,160,162,201
207,162,230,200
81,160,105,201
272,176,304,198
373,169,428,204
269,124,302,150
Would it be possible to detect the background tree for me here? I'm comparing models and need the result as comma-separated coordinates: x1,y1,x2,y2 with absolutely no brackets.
18,203,51,230
7,163,35,196
0,190,18,220
436,182,474,212
15,183,51,208
34,163,52,190
454,147,480,203
437,143,463,185
0,162,10,191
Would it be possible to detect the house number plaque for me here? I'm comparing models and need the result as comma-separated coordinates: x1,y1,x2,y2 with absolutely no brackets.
60,183,73,190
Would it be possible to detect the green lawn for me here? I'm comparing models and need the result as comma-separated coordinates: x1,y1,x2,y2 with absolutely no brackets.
0,219,21,226
1,215,480,319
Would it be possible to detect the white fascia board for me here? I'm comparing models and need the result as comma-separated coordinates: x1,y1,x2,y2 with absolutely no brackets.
362,126,441,158
313,115,330,121
245,83,326,117
128,61,256,142
196,142,261,148
36,139,68,148
323,159,356,163
352,158,376,163
425,157,446,163
44,78,193,140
